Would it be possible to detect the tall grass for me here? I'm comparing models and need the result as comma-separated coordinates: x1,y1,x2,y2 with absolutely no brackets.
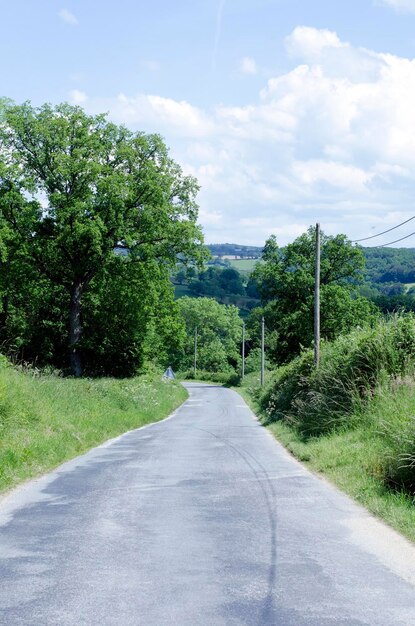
0,359,187,493
258,315,415,437
239,315,415,540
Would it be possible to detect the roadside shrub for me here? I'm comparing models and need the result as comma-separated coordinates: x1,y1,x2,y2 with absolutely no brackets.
261,314,415,437
371,382,415,494
181,369,240,386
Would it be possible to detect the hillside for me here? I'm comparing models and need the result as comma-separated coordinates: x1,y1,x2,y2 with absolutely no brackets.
207,243,263,258
173,244,415,315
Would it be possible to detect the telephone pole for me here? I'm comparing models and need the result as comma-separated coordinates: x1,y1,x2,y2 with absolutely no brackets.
194,327,198,378
314,223,321,367
242,322,245,380
261,316,265,386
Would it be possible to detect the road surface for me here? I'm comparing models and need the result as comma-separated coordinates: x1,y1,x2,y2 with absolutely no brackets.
0,383,414,625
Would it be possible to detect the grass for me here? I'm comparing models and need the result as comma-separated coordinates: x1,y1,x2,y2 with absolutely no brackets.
237,360,415,542
265,416,415,544
0,361,187,494
228,258,260,273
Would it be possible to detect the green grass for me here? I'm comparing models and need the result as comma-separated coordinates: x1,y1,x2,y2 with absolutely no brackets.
228,258,260,273
266,416,415,544
0,362,187,494
238,368,415,544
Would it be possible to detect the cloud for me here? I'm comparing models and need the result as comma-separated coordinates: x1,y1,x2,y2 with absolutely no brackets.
82,26,415,245
377,0,415,13
101,93,216,138
240,57,257,75
70,89,87,104
59,8,78,25
286,26,345,59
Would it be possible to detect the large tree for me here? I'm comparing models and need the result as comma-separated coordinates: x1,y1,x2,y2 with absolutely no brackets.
250,228,377,363
0,102,206,375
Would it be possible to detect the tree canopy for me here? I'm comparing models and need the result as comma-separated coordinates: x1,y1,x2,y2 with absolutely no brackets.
177,297,243,373
250,228,377,363
0,101,206,375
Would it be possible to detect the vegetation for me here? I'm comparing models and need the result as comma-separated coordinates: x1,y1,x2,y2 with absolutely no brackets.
172,263,260,315
239,315,415,541
248,229,377,364
0,101,206,377
363,246,415,284
0,358,187,493
207,243,262,258
177,296,243,374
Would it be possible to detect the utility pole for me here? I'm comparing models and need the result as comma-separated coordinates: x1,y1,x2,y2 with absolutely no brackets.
261,316,265,386
314,223,321,367
242,322,245,380
194,327,198,378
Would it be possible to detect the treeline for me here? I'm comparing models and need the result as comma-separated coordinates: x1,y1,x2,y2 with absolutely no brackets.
363,247,415,284
207,243,262,258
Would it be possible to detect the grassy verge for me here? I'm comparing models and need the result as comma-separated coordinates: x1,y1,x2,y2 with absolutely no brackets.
238,371,415,544
0,361,187,494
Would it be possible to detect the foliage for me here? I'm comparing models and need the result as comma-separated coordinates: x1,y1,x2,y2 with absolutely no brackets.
187,266,245,298
180,369,240,385
257,315,415,437
207,243,262,258
363,246,415,284
81,257,186,376
177,296,243,373
249,228,377,363
0,357,187,493
0,101,206,375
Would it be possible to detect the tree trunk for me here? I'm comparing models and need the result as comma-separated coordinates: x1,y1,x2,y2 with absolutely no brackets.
69,279,83,377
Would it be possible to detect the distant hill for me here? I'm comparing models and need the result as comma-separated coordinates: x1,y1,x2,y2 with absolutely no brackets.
208,243,263,259
362,247,415,284
207,243,415,284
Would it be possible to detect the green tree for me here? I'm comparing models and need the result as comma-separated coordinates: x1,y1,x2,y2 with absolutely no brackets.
0,102,206,375
177,297,243,373
250,228,377,363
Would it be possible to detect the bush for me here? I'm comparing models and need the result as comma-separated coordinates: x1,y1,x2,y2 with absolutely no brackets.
260,314,415,437
180,369,240,386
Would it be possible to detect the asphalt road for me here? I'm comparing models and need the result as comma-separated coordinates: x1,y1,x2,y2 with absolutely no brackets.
1,383,415,626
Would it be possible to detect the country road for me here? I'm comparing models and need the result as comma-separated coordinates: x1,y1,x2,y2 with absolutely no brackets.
0,383,415,626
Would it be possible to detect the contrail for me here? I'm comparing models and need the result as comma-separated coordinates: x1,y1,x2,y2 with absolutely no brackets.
212,0,226,73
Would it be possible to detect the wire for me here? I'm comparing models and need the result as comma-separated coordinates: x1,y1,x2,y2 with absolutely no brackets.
352,215,415,243
375,229,415,248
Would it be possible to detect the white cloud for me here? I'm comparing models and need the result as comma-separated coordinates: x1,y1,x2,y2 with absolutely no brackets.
292,160,373,190
240,56,257,75
377,0,415,13
100,93,216,138
70,89,87,104
286,26,345,59
59,8,78,25
82,26,415,245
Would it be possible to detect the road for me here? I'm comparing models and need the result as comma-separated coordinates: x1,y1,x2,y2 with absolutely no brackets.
0,383,415,625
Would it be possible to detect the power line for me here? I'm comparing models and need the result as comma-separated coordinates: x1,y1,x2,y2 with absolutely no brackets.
376,229,415,248
352,215,415,243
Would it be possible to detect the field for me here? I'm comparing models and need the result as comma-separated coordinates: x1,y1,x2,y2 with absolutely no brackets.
228,258,260,273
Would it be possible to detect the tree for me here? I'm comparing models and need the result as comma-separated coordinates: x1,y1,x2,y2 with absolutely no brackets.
177,297,243,373
0,102,206,375
250,228,377,363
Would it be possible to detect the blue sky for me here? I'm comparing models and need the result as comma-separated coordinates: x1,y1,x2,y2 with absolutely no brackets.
3,0,415,245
